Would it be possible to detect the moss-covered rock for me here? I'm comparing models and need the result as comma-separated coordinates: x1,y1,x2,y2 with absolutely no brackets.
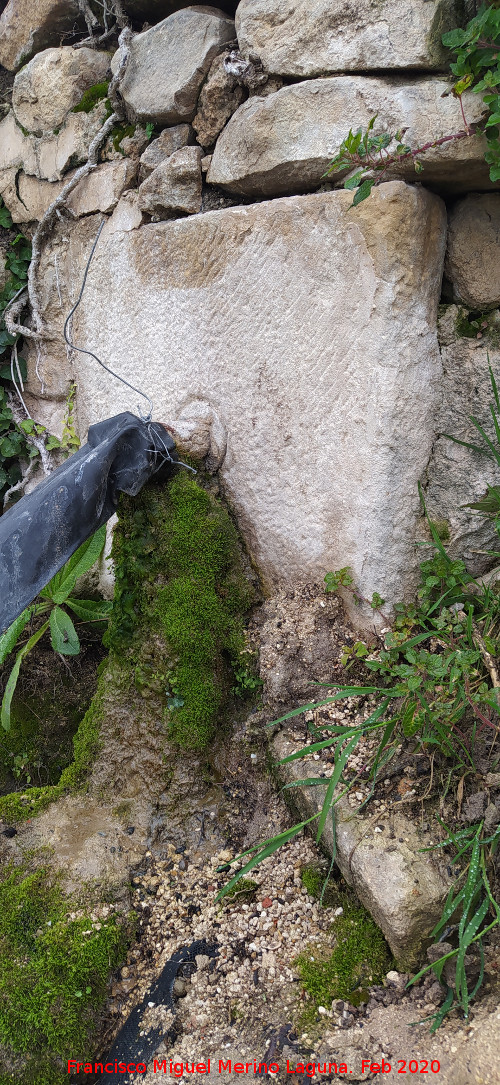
294,897,393,1017
0,859,132,1085
107,472,256,750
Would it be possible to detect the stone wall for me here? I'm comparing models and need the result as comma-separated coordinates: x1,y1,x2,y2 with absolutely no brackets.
1,0,499,619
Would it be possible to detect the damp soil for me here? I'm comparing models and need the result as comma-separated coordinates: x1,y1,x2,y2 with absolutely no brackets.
0,619,106,795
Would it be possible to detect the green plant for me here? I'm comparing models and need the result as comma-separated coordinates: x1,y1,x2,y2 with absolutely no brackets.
43,382,80,456
295,900,392,1015
219,368,500,1027
106,474,254,750
72,82,110,114
409,817,500,1032
0,527,112,731
0,210,35,504
324,2,500,204
0,858,131,1082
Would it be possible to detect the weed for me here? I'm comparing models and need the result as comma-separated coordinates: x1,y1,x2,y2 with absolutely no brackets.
219,368,500,1029
0,528,111,731
324,3,500,204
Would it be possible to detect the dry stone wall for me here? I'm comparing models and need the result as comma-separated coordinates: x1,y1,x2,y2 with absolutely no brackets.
0,0,499,618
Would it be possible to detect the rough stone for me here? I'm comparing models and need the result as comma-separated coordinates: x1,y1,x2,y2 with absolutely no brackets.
193,51,246,149
0,110,38,177
107,192,146,234
67,159,138,216
272,730,451,967
208,75,488,197
0,0,85,72
139,125,194,182
137,146,202,218
446,194,500,311
35,183,447,616
112,6,236,126
424,304,500,578
0,101,109,183
35,101,110,181
235,0,465,78
2,172,67,223
12,46,110,136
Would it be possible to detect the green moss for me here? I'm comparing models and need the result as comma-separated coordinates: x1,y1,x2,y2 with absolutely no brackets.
222,879,258,904
0,676,105,823
72,82,110,114
106,473,255,751
0,859,132,1084
110,123,136,153
294,900,392,1016
429,518,450,542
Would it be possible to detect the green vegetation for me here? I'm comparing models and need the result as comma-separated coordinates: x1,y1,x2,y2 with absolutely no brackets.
222,878,259,904
0,528,111,731
0,670,105,824
107,473,255,751
0,858,131,1085
220,368,500,1030
295,900,392,1015
0,208,33,506
324,1,500,204
72,82,110,115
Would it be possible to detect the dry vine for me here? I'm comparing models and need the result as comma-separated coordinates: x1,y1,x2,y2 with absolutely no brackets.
4,27,132,346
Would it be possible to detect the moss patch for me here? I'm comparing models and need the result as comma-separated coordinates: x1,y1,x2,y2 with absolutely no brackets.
0,674,105,824
106,473,255,751
72,82,110,114
294,898,392,1018
0,858,132,1084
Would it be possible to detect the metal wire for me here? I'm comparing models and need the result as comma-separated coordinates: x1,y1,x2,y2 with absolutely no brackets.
63,218,154,422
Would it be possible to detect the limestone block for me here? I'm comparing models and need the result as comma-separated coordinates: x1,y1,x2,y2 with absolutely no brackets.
0,111,38,177
55,183,446,615
107,193,146,233
139,125,194,182
67,160,138,216
137,146,202,218
36,102,110,181
112,6,236,126
422,304,500,577
0,0,84,71
446,195,500,311
208,76,488,197
193,51,246,149
235,0,465,78
272,731,451,967
0,103,109,183
12,47,111,136
2,172,67,223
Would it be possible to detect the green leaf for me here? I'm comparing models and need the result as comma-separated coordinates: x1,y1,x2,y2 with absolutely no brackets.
0,608,32,665
42,526,107,603
49,607,80,655
1,620,50,730
351,179,375,207
65,597,112,623
344,170,365,191
316,733,360,843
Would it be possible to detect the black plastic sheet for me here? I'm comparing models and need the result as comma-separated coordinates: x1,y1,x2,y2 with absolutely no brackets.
0,413,177,634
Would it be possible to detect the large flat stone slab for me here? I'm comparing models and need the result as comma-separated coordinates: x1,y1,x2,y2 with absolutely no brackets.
235,0,466,78
37,183,447,617
208,76,488,197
